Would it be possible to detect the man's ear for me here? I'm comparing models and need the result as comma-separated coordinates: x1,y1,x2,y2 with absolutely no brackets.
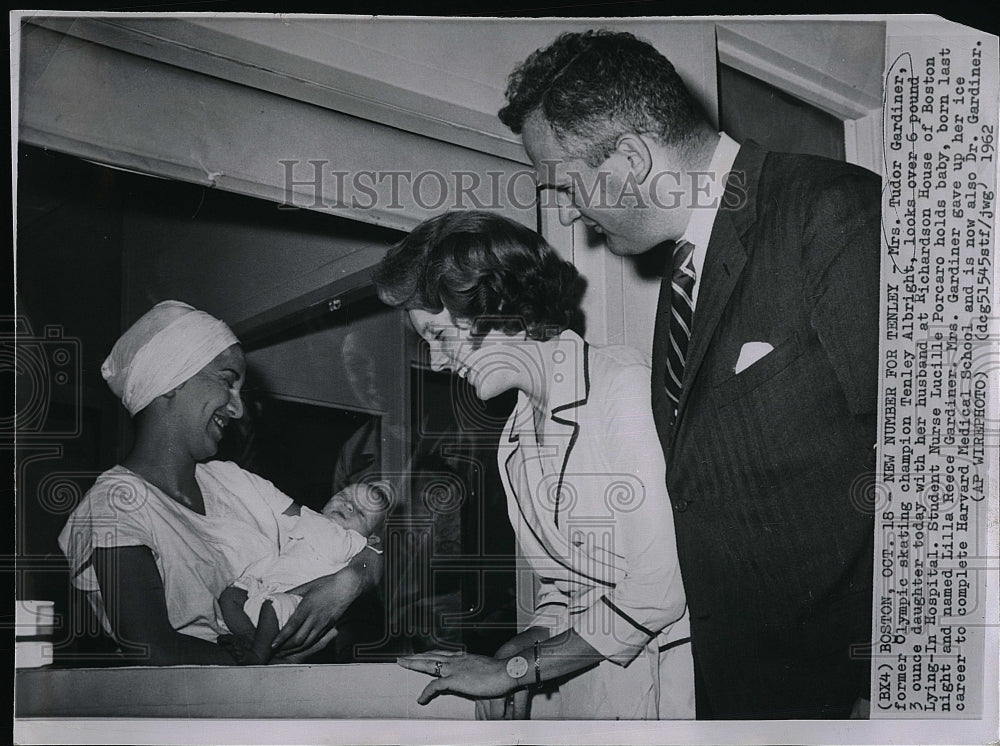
615,133,653,184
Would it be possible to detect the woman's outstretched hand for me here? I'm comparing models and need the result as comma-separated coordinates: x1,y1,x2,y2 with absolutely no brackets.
475,688,529,720
475,626,549,719
397,650,516,705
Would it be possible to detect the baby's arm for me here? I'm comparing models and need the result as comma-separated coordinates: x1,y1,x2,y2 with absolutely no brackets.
218,586,281,665
249,601,281,664
219,585,256,640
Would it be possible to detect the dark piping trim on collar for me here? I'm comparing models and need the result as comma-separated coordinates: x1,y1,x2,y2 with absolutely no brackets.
549,342,590,528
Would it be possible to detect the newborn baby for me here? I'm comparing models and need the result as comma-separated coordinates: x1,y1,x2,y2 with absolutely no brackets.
218,482,390,664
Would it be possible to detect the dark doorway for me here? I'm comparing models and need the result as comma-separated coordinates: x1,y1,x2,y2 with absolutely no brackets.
718,64,847,161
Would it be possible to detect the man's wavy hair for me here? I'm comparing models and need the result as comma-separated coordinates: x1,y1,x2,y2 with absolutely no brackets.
499,29,709,166
373,211,586,342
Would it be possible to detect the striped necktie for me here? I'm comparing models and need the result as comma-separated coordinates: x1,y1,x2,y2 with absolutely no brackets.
665,240,696,410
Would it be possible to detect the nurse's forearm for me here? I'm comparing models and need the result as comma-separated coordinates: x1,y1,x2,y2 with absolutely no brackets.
93,545,239,666
351,544,385,587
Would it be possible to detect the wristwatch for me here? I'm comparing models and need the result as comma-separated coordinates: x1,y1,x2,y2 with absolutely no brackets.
505,655,529,680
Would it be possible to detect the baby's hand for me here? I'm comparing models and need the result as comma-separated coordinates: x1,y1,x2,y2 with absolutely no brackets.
218,633,255,664
219,633,272,665
219,585,249,608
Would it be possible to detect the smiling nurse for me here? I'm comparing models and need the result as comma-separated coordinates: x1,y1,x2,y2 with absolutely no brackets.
59,301,381,665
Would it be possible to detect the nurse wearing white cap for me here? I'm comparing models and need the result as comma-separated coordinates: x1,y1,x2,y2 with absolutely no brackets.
59,301,380,665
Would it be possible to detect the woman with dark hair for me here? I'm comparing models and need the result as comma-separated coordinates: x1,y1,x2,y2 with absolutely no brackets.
382,211,693,719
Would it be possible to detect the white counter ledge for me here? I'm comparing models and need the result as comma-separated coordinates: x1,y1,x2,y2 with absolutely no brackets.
15,663,474,720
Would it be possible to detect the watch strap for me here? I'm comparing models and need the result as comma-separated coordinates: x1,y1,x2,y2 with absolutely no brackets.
533,640,541,685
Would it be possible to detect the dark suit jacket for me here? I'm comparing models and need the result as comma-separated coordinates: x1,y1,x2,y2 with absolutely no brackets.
651,141,880,718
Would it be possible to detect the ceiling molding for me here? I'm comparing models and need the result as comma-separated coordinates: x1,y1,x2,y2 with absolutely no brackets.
716,24,883,121
26,16,530,166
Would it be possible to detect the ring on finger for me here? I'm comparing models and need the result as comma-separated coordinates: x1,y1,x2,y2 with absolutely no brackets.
434,660,443,677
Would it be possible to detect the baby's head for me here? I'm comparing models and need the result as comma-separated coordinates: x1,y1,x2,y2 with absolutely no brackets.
322,483,391,537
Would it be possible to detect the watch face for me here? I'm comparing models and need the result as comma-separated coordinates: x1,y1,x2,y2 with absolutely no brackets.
505,655,529,679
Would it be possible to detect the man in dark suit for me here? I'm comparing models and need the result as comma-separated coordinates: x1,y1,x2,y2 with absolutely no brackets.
499,29,879,719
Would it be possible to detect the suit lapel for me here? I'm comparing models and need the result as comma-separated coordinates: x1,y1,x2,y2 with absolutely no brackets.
501,401,555,553
543,340,619,586
500,333,589,531
499,338,613,584
672,142,766,433
499,410,522,509
548,339,590,528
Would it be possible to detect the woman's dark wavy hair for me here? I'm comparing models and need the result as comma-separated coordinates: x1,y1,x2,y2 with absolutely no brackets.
499,29,710,166
373,211,586,342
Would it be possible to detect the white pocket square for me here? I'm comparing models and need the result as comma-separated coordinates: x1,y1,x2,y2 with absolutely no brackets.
734,342,774,374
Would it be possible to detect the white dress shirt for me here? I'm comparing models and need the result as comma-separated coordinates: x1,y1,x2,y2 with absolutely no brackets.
677,132,741,307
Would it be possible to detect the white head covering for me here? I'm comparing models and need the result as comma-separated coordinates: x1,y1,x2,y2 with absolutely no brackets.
101,300,240,415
